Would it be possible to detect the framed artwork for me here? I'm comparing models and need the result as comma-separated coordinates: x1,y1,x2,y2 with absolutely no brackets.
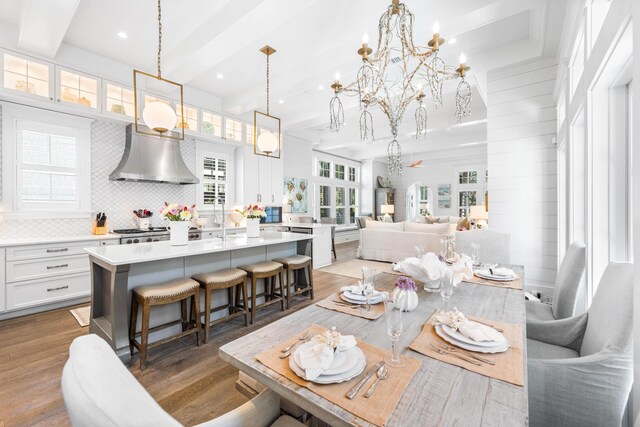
438,199,451,209
437,184,451,209
284,177,308,213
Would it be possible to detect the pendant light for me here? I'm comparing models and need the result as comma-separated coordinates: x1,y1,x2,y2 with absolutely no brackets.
254,45,281,158
133,0,184,140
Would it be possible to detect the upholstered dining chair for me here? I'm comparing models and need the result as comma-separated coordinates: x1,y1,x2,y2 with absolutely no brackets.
454,229,511,265
526,262,633,427
320,217,337,259
61,334,304,427
526,241,586,323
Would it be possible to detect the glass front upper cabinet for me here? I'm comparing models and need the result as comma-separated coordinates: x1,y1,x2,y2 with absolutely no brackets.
224,117,243,142
104,81,134,118
57,67,99,109
201,110,223,138
175,103,198,133
2,51,53,99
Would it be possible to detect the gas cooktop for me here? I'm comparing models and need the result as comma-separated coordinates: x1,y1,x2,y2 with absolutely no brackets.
112,227,198,235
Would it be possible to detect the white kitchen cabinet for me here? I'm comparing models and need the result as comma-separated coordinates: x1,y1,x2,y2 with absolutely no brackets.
241,143,284,206
243,144,261,204
6,272,90,311
0,249,5,313
56,66,100,110
1,50,54,101
270,152,284,204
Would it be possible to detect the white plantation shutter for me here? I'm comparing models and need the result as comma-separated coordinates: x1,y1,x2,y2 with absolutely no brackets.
16,121,82,210
202,156,227,206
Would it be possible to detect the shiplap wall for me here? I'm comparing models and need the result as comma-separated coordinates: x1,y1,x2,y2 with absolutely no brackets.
487,57,558,294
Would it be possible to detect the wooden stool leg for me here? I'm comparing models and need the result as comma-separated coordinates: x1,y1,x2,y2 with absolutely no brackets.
203,286,211,344
250,276,257,324
140,301,150,370
192,291,201,346
241,281,249,326
181,299,188,332
228,287,234,315
279,270,285,312
285,268,291,309
308,264,314,299
129,296,139,355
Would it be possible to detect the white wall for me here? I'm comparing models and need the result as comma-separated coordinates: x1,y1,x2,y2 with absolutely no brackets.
631,0,639,422
487,57,558,295
282,134,313,221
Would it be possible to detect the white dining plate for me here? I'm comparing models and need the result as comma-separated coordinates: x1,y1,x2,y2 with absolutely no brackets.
474,270,517,282
340,292,384,305
289,345,366,384
341,290,385,303
441,323,507,347
435,325,509,353
292,342,358,376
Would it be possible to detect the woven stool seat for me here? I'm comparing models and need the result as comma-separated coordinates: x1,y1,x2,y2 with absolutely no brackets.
192,268,247,288
272,255,311,267
239,261,285,324
239,260,283,274
134,278,199,300
273,255,314,309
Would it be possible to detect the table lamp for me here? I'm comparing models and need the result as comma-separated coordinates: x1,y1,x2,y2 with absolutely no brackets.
469,205,488,228
381,204,394,222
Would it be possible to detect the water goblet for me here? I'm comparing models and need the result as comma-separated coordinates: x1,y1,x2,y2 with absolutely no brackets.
440,277,454,311
471,243,480,266
364,281,374,311
383,299,405,368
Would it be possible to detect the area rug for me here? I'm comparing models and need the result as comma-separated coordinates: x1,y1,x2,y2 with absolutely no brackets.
70,306,91,327
319,259,402,279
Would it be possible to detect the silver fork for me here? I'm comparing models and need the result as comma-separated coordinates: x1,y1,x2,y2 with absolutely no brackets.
434,341,495,365
281,331,311,353
430,343,482,366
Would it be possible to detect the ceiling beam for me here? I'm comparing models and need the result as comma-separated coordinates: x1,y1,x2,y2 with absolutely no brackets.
18,0,81,58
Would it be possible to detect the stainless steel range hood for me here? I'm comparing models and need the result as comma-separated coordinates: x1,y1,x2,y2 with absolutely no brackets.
109,124,199,185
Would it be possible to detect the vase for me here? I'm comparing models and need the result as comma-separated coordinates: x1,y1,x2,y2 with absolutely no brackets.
167,221,189,246
246,218,261,238
137,218,150,230
392,288,419,312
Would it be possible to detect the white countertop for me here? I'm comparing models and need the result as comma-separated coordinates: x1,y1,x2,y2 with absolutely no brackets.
0,233,121,248
85,231,314,266
262,222,334,229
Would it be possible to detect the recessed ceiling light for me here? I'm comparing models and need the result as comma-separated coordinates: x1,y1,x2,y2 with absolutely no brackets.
279,99,284,104
318,85,325,90
216,73,224,79
448,37,457,44
117,31,128,39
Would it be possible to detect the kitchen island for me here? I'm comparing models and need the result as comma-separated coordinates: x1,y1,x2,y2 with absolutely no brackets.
262,222,334,268
85,231,314,361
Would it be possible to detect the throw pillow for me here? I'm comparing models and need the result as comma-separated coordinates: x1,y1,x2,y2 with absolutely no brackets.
403,222,451,234
456,216,470,230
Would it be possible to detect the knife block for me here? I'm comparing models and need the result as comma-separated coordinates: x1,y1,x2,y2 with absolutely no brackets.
92,221,107,235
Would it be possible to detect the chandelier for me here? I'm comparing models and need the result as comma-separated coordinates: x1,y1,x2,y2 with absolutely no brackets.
254,45,281,158
329,0,472,175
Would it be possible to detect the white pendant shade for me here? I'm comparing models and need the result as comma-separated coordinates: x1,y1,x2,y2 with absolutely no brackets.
257,131,278,154
142,101,177,133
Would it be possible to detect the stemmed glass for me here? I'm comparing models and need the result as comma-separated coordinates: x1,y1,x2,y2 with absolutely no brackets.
471,243,480,267
439,238,447,260
383,298,405,367
361,267,376,311
439,276,454,312
363,281,374,311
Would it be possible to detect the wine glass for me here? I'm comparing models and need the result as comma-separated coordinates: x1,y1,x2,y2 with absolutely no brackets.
439,238,447,260
471,243,480,266
383,299,405,367
440,276,454,311
363,281,374,311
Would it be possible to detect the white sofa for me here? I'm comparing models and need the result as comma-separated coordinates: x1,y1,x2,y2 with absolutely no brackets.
357,221,511,264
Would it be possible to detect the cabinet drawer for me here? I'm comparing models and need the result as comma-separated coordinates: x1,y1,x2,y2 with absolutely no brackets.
6,255,89,283
6,273,90,311
6,240,102,261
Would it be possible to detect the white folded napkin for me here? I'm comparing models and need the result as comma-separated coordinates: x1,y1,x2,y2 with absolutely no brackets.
443,257,474,287
393,253,444,288
340,283,384,298
458,321,504,343
489,267,516,277
299,333,357,380
431,309,467,330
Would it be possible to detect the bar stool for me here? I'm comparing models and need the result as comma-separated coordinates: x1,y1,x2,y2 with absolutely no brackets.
272,255,313,309
191,268,249,343
129,278,201,370
238,261,285,324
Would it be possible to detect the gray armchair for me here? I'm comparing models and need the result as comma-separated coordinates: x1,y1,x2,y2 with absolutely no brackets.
454,229,511,264
527,262,633,427
526,241,586,322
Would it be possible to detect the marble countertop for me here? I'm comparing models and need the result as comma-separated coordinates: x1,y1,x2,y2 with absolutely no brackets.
262,222,335,229
85,231,315,266
0,233,121,248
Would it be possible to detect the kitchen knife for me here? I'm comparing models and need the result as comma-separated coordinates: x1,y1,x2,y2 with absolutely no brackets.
345,361,384,399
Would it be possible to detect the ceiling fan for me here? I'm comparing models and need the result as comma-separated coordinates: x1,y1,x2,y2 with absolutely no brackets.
404,153,425,168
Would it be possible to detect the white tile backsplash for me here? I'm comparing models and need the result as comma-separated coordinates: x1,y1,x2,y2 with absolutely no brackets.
0,107,205,239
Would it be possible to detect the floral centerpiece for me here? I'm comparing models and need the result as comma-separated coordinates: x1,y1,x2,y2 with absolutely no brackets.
236,204,265,237
160,203,198,246
392,276,419,312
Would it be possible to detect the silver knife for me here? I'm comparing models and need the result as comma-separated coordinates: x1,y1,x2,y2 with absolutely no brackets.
345,361,384,399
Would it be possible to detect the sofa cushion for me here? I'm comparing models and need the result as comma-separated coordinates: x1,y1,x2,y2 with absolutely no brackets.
427,216,450,224
366,221,404,231
403,222,452,234
415,215,427,223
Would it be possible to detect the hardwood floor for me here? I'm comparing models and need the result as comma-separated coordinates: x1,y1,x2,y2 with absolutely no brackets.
0,241,372,427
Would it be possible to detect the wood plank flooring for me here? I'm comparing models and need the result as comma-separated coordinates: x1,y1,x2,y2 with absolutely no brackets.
0,241,372,427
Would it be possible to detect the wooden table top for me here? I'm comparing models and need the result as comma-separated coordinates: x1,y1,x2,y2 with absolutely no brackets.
220,266,528,427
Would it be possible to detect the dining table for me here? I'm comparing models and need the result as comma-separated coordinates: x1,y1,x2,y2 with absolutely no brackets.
219,265,528,427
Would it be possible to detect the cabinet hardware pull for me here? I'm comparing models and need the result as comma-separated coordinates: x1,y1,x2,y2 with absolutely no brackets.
47,285,69,292
47,248,69,253
47,264,69,269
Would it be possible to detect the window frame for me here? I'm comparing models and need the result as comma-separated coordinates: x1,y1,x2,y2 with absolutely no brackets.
195,141,234,211
1,103,91,218
334,163,345,180
102,80,135,120
56,65,100,110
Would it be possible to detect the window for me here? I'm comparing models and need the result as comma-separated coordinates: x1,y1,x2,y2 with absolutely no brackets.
246,124,254,145
202,111,223,138
349,188,358,224
319,185,331,219
419,185,431,215
225,118,242,141
59,68,98,109
1,105,91,216
3,52,51,98
458,191,476,217
335,187,346,224
348,166,357,182
458,170,477,184
176,103,198,133
570,27,585,96
318,160,330,178
196,144,232,210
105,82,134,117
335,164,345,180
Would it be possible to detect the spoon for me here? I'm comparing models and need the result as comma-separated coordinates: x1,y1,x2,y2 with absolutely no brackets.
281,330,311,353
364,364,389,398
